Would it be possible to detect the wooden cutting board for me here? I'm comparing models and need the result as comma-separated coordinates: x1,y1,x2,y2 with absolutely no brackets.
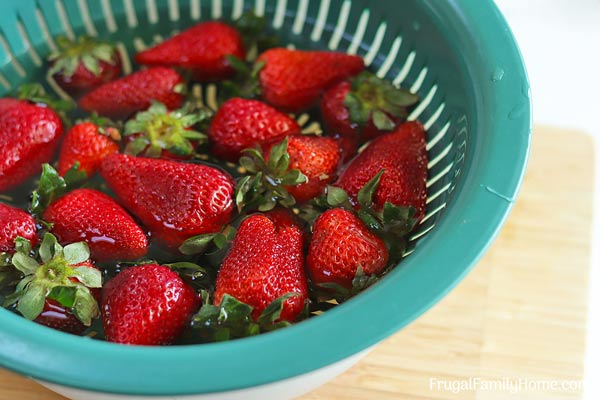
0,127,595,400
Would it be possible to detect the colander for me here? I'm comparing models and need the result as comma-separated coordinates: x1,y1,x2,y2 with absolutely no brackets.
0,0,531,399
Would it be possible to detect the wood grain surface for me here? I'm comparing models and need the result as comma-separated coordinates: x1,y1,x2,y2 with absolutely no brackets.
0,127,595,400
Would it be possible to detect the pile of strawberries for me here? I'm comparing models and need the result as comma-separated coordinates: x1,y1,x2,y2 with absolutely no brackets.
0,13,427,346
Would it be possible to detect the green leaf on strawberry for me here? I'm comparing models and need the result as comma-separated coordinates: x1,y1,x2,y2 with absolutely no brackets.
123,101,211,158
315,265,379,303
179,225,237,256
219,56,265,102
235,138,307,213
48,36,118,78
2,233,101,326
30,163,87,216
233,11,279,62
343,71,419,130
192,291,298,341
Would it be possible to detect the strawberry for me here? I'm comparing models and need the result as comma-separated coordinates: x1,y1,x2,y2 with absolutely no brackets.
257,48,364,112
43,189,148,263
321,72,419,144
99,154,234,249
135,21,245,81
4,233,102,334
336,121,428,220
79,67,185,119
307,208,388,289
102,263,200,345
123,102,210,159
0,98,63,192
48,36,121,97
0,203,38,253
264,135,340,203
208,97,301,161
56,122,120,177
214,213,308,321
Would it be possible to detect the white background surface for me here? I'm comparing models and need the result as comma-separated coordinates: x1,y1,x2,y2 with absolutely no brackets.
494,1,599,398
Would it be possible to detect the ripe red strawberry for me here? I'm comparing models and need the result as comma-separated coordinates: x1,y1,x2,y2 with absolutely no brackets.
43,189,148,262
209,98,301,161
6,233,102,334
336,121,428,220
135,21,245,81
102,263,200,345
79,67,185,119
99,154,234,249
0,203,38,252
0,98,63,191
56,122,120,177
321,73,419,144
307,208,389,289
264,135,340,202
48,36,121,97
257,48,364,112
214,213,308,321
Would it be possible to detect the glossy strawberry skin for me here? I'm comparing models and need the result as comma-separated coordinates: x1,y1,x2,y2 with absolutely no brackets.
214,213,308,322
43,189,148,263
0,202,38,252
135,21,245,81
265,135,340,202
336,121,428,220
257,48,364,112
53,55,122,98
34,262,100,335
79,67,184,119
307,208,389,289
209,98,301,161
56,122,119,177
102,264,201,345
0,99,63,192
100,154,234,249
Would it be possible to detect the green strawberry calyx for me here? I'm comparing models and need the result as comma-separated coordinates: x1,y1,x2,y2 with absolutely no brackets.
314,265,379,304
235,137,308,213
30,163,87,217
48,35,119,78
123,101,210,158
232,11,279,62
179,225,237,256
2,233,101,326
192,291,300,341
218,55,265,103
344,71,419,130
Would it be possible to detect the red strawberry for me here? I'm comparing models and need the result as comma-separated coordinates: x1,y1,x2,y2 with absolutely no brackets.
56,122,120,177
209,98,301,161
264,135,340,202
0,98,63,191
48,36,122,97
336,121,428,220
321,73,418,144
214,213,308,321
7,233,102,334
0,203,38,252
99,154,234,249
102,263,200,345
307,208,389,289
43,189,148,262
79,67,185,119
135,21,245,81
257,48,364,112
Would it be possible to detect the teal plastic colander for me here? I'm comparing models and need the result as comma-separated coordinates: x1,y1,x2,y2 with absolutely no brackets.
0,0,531,396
